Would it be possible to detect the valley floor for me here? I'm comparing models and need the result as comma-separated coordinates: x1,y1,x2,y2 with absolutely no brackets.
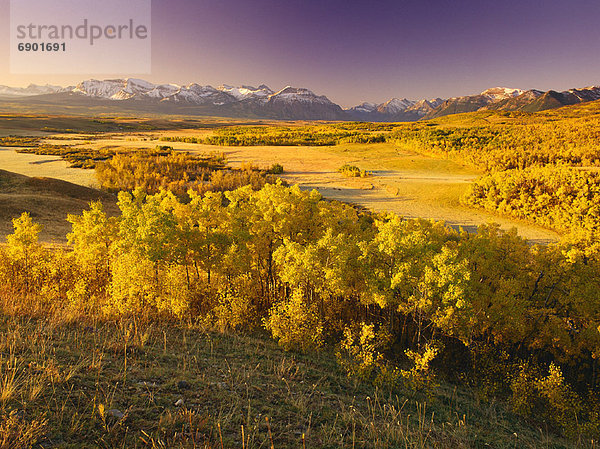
40,132,560,244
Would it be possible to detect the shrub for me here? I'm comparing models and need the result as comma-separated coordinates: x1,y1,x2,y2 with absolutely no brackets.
267,163,284,174
336,323,390,380
4,213,44,293
338,164,370,178
510,362,589,438
206,169,277,193
400,342,442,392
106,252,158,317
536,364,583,438
211,286,258,332
264,291,323,351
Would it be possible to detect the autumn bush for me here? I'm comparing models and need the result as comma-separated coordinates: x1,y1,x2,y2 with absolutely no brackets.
336,323,389,381
264,290,323,351
95,150,222,195
400,342,442,393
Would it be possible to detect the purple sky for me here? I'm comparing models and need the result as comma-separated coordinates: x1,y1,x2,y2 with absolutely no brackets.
1,0,600,106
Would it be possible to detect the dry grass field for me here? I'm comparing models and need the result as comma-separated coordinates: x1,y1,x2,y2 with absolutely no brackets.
0,147,98,187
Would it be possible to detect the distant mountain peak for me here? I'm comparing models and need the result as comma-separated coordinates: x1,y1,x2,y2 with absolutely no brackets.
216,84,274,101
379,98,414,114
275,86,310,95
270,86,335,105
351,102,378,113
346,96,441,121
480,87,524,99
0,83,65,97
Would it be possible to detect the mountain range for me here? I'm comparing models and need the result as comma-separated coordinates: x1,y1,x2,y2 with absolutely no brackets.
1,78,599,121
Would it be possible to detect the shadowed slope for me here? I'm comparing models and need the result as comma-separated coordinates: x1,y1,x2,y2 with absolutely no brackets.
0,169,117,242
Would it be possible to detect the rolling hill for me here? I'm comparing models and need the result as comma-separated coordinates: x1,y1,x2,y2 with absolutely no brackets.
0,169,117,242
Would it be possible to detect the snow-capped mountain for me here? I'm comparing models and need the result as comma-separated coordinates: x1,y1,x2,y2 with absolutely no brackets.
64,79,346,119
480,87,525,101
350,102,378,114
482,89,545,112
268,86,332,104
262,86,345,120
160,84,236,105
218,84,274,101
425,87,541,119
0,83,65,97
73,78,153,100
73,78,187,101
378,98,414,114
568,86,600,102
346,97,444,121
404,98,445,115
446,86,600,117
71,80,281,106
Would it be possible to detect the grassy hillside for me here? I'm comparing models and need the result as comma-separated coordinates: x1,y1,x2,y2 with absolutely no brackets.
0,169,117,241
0,311,578,449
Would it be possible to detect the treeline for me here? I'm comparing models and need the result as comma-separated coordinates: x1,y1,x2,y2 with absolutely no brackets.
0,136,40,147
96,151,278,197
14,143,177,169
465,166,600,233
389,118,600,172
1,183,600,438
161,125,388,146
17,144,118,168
12,140,221,172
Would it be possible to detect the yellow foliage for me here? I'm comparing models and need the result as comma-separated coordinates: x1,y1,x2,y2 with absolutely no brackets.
400,342,441,392
1,181,600,438
536,364,583,437
337,323,390,381
107,251,158,317
211,286,257,332
264,290,323,351
509,362,540,417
